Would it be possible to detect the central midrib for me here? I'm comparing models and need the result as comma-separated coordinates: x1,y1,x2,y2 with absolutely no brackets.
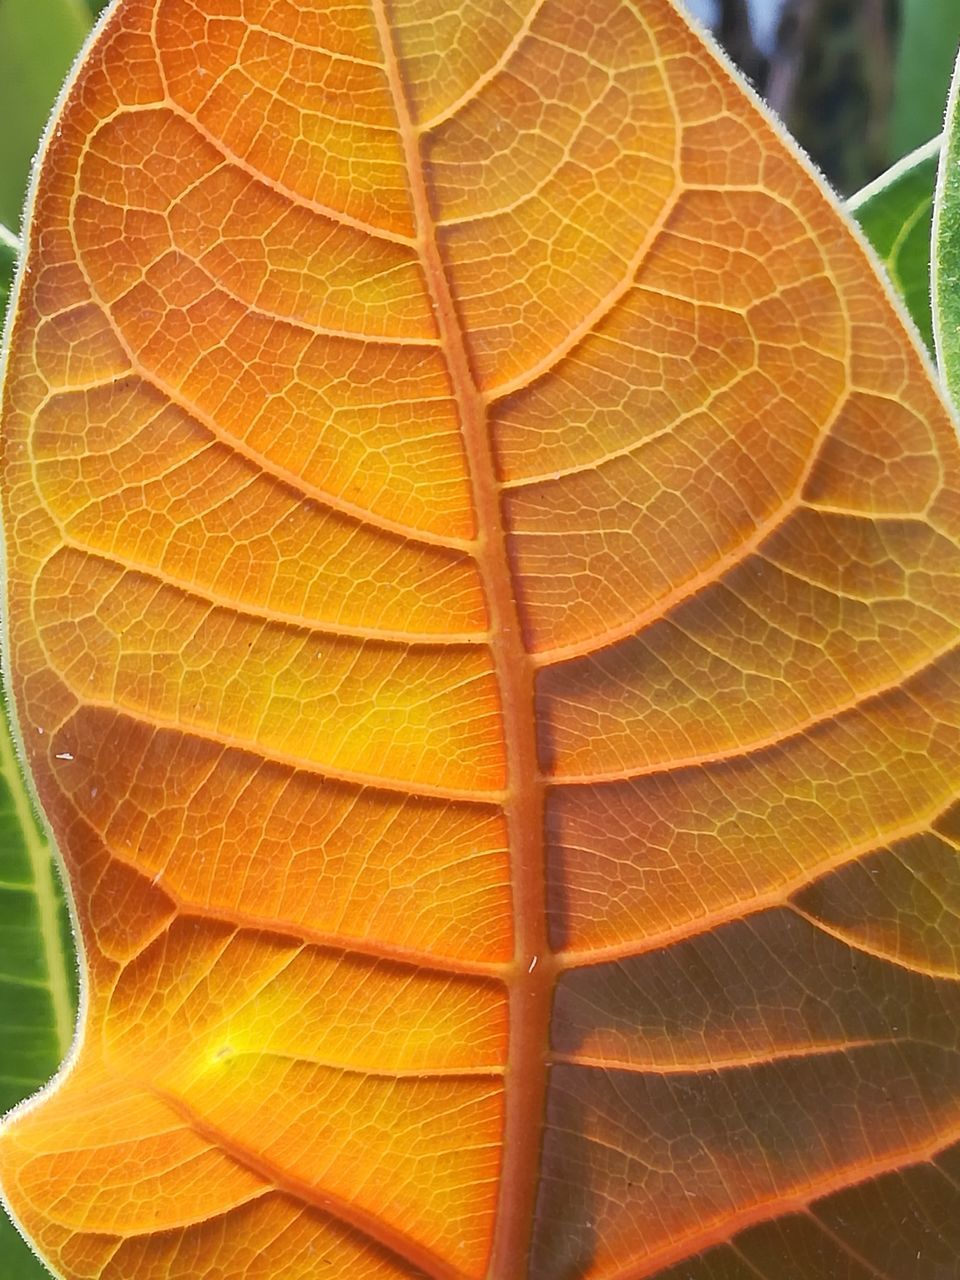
371,6,552,1279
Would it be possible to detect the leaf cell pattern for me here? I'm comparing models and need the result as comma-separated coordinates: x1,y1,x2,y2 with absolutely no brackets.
2,1,960,1278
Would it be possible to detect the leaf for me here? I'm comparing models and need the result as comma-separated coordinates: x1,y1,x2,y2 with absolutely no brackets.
0,0,92,230
848,135,941,352
3,2,960,1278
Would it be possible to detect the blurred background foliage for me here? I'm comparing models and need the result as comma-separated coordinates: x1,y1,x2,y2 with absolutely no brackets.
0,0,959,1277
0,0,108,232
693,0,960,194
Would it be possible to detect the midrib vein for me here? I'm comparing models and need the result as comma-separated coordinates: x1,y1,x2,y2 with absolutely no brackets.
371,7,551,1280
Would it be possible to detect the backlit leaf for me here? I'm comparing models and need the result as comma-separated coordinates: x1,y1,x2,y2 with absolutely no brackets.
2,2,960,1279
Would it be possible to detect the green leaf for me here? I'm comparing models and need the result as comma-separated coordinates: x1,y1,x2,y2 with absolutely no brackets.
0,0,92,230
892,0,960,159
847,135,941,352
934,40,960,407
0,698,77,1278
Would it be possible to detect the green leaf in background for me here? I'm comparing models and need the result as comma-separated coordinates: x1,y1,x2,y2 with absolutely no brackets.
892,0,960,159
0,697,76,1278
847,135,941,352
934,37,960,408
0,0,92,230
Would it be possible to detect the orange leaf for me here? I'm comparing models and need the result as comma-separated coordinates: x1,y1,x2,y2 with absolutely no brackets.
2,2,960,1278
